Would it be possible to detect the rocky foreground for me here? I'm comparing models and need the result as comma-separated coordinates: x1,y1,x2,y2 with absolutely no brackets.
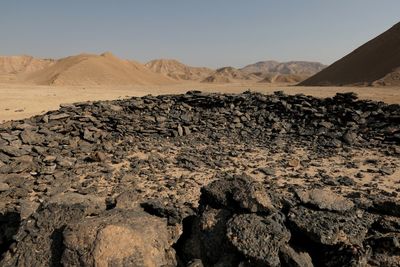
0,91,399,266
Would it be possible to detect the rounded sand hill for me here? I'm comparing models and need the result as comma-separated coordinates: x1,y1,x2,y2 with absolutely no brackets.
24,52,174,86
145,59,213,81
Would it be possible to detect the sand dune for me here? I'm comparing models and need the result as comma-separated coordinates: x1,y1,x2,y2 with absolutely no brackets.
300,22,400,86
201,66,259,83
24,52,174,86
145,59,213,81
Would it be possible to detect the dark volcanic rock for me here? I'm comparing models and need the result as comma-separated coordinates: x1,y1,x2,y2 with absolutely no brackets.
201,174,275,213
0,193,106,267
0,91,399,266
279,245,314,267
288,206,374,246
226,213,290,267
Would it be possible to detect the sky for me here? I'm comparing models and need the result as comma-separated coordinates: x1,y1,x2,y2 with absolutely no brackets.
1,1,399,68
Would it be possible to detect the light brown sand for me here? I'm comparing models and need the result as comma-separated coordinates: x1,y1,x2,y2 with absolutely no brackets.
0,82,399,122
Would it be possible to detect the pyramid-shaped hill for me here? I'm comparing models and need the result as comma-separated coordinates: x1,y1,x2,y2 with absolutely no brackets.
145,59,213,81
24,52,174,86
299,22,400,86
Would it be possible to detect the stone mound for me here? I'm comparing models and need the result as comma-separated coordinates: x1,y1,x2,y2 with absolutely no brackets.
0,91,399,266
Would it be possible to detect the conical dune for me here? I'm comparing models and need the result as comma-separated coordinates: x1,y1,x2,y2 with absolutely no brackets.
24,52,174,86
300,22,400,86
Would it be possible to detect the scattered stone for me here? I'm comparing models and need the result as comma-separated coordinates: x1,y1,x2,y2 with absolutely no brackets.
19,200,40,220
0,146,29,157
177,124,184,136
295,188,355,212
288,158,300,167
49,113,70,120
279,245,314,267
343,131,358,145
380,166,395,175
258,166,276,176
288,206,373,246
20,130,44,145
0,182,10,191
0,193,106,266
201,174,275,213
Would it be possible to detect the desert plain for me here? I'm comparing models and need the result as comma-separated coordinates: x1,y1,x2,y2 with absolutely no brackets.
1,82,399,122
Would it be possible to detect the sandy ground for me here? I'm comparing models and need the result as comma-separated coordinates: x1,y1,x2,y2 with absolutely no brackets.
0,82,399,122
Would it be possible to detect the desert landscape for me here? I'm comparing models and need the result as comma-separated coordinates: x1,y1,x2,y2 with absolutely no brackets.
0,2,399,267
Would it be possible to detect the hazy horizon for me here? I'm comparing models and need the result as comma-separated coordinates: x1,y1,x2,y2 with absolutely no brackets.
1,0,399,68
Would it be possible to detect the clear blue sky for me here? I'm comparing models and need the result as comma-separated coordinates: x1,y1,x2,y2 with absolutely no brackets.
1,0,399,68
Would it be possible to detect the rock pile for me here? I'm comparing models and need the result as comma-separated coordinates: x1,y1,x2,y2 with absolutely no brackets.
0,91,398,266
177,174,400,266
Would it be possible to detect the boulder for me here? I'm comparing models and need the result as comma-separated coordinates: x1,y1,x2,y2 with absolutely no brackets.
0,193,106,267
226,213,290,267
201,174,275,213
62,209,178,267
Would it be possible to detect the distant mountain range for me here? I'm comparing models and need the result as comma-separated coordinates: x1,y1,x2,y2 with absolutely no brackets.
0,53,325,86
145,59,213,81
241,61,325,76
146,59,326,84
2,23,400,87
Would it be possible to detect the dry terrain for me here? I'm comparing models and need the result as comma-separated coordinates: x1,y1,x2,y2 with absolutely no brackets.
0,91,398,266
0,20,399,266
1,83,399,122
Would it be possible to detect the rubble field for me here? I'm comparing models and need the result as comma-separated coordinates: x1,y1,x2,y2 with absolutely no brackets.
0,91,399,266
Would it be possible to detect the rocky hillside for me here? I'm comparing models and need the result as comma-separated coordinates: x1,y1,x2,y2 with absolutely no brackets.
259,74,305,84
300,22,400,86
241,61,325,76
145,59,213,81
0,55,54,82
0,91,399,266
201,67,259,83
